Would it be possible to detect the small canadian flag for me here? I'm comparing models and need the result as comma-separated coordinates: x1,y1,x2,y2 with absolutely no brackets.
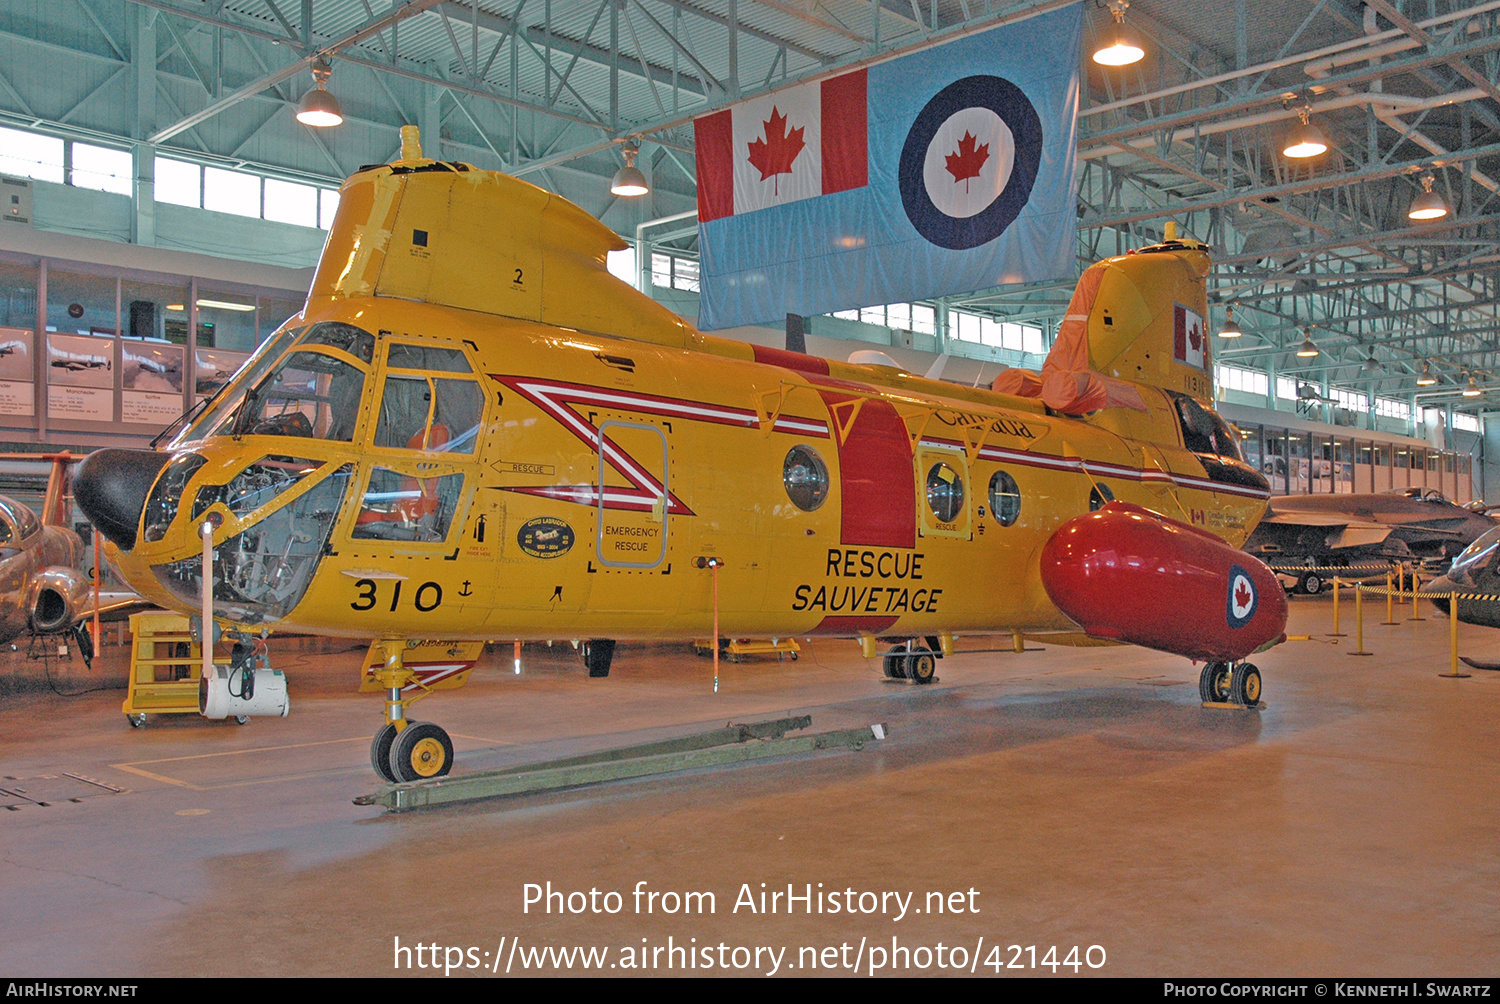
695,70,868,222
1174,303,1205,370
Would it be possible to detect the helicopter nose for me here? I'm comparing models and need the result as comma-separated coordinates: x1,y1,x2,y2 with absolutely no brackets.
74,449,171,551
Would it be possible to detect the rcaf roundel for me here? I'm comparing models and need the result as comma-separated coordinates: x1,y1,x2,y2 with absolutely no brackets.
1226,565,1258,629
898,75,1043,250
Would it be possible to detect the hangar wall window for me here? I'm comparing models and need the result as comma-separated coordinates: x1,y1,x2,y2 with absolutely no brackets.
71,143,132,196
989,470,1021,526
925,463,964,523
651,253,700,292
0,127,63,183
783,446,829,512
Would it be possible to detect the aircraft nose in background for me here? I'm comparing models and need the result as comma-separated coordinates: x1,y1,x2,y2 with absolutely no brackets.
74,449,171,551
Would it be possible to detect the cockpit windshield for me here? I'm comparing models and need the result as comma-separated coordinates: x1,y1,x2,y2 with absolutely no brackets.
239,350,366,441
1447,527,1500,587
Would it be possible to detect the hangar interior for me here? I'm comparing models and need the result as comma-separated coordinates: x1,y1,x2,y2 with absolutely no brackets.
0,0,1498,980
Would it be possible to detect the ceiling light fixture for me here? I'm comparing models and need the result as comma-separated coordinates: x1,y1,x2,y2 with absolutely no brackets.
1218,305,1242,338
1408,171,1449,221
1282,105,1328,159
1464,373,1482,397
1417,360,1437,386
296,57,343,128
1092,1,1144,67
610,139,649,197
1296,331,1319,358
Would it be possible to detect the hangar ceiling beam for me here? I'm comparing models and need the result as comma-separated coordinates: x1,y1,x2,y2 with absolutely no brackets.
146,0,445,143
1363,0,1500,108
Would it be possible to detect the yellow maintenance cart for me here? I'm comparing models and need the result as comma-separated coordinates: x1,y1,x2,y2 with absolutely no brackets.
120,612,229,727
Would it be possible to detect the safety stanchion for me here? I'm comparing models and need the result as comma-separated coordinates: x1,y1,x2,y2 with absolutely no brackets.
1409,570,1427,621
1440,592,1472,678
1348,583,1372,657
1328,577,1346,636
1381,568,1400,625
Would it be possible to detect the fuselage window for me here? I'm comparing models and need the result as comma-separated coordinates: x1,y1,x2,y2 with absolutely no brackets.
989,470,1021,526
241,350,366,442
352,468,464,543
1089,482,1114,511
926,463,964,523
783,446,829,512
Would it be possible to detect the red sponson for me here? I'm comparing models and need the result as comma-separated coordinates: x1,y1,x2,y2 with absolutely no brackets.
1039,501,1287,662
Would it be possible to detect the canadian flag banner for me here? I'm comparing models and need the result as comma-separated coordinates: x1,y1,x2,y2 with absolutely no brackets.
695,71,867,222
1174,303,1206,370
694,6,1081,331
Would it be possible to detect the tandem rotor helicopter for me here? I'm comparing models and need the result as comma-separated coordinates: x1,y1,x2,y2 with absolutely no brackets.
75,127,1287,784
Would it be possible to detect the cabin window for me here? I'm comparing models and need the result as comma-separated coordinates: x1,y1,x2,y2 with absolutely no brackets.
352,468,463,542
925,462,964,523
1172,392,1244,461
783,446,828,512
1089,483,1114,511
241,351,365,442
989,470,1021,526
373,374,484,454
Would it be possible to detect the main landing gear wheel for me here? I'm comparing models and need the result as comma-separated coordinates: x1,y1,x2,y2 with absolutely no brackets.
371,722,399,783
1198,662,1233,703
1298,571,1323,595
882,653,908,679
906,652,936,685
389,721,454,783
1230,663,1262,706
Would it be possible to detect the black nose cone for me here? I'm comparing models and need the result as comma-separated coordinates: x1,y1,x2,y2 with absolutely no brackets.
75,449,171,551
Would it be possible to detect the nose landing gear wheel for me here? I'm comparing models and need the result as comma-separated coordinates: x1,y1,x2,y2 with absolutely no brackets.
389,721,454,783
1198,662,1232,703
1299,572,1323,595
370,722,399,783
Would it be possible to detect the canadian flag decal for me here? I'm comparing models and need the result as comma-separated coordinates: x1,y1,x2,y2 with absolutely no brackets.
695,70,868,221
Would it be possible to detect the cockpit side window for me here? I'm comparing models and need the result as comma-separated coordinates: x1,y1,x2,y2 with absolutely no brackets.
1171,393,1244,461
373,343,485,455
10,501,39,540
242,350,366,441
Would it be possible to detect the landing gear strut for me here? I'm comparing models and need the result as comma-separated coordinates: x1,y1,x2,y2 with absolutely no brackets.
368,641,454,784
1199,660,1263,707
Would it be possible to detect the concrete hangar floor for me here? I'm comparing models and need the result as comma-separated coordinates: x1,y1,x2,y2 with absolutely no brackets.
0,596,1495,978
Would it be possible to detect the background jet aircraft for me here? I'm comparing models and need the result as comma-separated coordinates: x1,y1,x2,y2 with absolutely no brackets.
1244,488,1497,592
0,453,148,663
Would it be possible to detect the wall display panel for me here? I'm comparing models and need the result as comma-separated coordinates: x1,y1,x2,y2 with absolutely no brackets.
46,332,114,421
0,326,34,418
47,269,117,337
0,260,37,330
122,341,183,425
195,347,248,398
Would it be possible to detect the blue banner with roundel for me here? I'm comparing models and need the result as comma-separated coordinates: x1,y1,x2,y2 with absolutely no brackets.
695,4,1082,331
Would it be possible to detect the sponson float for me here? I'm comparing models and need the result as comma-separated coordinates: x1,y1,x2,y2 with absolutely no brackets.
73,128,1286,783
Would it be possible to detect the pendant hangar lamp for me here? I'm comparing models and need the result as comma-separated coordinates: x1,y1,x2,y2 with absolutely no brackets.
610,139,649,197
1417,361,1438,386
1296,330,1320,358
1093,1,1145,67
1408,172,1449,221
1218,305,1242,338
1283,105,1328,159
1464,373,1483,397
296,57,343,128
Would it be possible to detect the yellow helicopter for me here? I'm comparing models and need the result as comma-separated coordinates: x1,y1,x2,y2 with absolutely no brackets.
75,127,1286,783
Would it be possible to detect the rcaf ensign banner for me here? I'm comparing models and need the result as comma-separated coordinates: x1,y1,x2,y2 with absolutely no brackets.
693,4,1082,330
